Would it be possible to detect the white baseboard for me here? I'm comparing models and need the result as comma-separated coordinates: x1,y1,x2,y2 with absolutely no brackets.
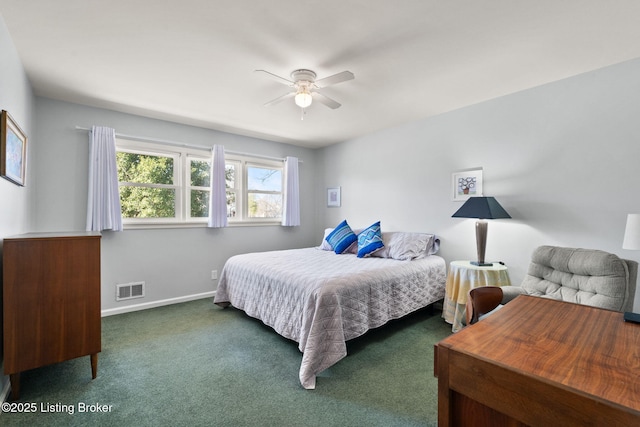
101,291,216,317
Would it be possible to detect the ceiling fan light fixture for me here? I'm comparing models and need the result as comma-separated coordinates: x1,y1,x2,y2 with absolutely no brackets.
295,90,313,108
256,68,354,111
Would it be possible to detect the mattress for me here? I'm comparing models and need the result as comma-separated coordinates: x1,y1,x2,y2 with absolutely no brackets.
214,247,446,389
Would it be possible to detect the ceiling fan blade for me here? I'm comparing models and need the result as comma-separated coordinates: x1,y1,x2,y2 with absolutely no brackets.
254,69,294,86
312,91,341,109
315,71,354,88
263,92,295,107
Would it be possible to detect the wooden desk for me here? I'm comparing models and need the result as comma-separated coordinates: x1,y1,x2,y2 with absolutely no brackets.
435,296,640,426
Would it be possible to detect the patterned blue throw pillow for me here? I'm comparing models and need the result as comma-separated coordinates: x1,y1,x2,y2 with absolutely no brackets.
326,220,357,254
357,221,384,258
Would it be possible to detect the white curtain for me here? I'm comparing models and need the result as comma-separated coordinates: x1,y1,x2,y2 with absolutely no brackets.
86,126,123,232
282,156,300,226
208,144,228,228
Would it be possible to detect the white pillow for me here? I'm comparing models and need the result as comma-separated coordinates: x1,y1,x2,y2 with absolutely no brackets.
372,232,438,260
319,228,334,250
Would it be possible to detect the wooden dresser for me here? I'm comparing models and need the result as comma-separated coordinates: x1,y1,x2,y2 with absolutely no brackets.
3,232,101,400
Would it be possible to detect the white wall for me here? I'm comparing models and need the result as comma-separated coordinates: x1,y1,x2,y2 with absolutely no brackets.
32,98,320,312
319,58,640,311
0,14,36,402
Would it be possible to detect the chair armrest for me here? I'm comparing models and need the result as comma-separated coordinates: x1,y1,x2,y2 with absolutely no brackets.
466,286,504,325
501,286,527,304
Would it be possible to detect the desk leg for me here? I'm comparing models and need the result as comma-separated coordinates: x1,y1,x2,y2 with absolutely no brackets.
9,373,20,401
436,345,453,427
90,353,98,379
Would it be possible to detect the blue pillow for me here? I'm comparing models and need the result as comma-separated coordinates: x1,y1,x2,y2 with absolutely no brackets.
326,220,357,254
357,221,384,258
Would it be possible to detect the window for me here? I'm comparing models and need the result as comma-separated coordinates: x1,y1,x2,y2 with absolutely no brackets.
224,155,283,223
116,147,180,221
188,156,211,219
115,139,283,227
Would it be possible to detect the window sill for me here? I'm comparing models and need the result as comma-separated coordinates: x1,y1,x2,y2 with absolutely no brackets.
122,220,283,230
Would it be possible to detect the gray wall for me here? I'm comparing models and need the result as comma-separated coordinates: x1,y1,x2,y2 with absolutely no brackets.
319,58,640,311
33,98,320,313
0,19,34,236
0,15,36,402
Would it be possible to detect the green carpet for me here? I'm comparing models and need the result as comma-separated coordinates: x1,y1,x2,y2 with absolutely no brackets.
1,299,452,426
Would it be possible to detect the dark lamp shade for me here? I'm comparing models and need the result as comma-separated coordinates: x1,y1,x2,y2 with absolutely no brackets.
452,196,511,266
452,197,511,219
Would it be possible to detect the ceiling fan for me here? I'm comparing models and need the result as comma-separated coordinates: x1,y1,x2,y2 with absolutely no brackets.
255,69,355,111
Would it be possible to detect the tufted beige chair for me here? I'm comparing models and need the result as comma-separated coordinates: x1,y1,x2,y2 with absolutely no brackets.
466,245,638,325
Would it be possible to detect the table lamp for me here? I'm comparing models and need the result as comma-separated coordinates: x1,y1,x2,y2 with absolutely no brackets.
452,196,511,266
623,214,640,250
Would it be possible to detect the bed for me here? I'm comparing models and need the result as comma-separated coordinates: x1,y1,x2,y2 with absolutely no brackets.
213,228,446,389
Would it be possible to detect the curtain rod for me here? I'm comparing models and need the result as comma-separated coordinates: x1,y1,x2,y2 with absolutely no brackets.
74,126,302,163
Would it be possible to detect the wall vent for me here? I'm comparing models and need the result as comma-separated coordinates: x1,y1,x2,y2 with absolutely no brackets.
116,281,145,301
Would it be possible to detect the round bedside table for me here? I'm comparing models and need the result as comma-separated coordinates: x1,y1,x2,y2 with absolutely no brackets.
442,260,511,332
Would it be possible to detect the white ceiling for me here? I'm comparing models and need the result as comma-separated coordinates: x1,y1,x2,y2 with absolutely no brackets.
2,1,640,148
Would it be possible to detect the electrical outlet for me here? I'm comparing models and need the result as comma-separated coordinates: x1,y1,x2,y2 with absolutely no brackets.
211,270,218,280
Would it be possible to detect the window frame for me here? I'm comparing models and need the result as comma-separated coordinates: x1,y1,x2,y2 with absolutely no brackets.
226,154,284,225
116,140,185,226
115,139,284,229
186,154,213,222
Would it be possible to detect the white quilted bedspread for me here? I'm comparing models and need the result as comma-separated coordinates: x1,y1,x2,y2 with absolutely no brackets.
213,247,446,389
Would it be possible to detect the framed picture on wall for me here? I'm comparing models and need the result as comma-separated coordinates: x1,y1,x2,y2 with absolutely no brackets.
327,187,341,207
452,168,482,201
1,110,28,186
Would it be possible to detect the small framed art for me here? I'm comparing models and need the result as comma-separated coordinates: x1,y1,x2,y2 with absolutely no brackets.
1,110,28,186
452,168,482,201
327,187,341,207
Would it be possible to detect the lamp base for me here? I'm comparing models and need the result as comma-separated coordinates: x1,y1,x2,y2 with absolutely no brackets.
470,261,494,267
